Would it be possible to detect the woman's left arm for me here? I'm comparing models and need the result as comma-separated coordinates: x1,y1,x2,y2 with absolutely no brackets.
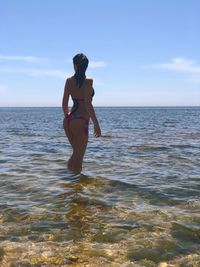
62,79,70,116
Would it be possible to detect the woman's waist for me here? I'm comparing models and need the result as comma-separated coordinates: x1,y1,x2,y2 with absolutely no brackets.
71,106,88,115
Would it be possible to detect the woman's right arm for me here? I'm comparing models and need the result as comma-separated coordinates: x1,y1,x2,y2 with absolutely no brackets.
84,79,101,137
62,79,70,116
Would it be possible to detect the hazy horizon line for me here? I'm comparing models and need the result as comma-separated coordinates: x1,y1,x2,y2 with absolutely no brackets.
0,105,200,108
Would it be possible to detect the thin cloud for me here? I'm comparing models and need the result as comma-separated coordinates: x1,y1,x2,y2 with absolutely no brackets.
157,58,200,73
0,67,67,79
0,54,41,62
89,61,106,68
145,57,200,84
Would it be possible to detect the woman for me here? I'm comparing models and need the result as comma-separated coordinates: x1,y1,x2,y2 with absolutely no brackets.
62,53,101,174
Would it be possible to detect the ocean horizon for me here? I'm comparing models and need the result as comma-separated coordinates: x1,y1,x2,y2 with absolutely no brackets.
1,105,200,108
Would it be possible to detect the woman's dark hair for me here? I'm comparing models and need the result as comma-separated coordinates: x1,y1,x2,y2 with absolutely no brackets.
73,53,89,88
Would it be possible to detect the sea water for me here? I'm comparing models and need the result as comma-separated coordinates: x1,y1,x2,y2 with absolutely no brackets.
0,107,200,266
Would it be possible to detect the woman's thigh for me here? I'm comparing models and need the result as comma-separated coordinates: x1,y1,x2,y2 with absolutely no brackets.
63,117,74,147
70,119,88,156
70,119,88,136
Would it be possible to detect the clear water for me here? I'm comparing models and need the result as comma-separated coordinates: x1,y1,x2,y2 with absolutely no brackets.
0,107,200,266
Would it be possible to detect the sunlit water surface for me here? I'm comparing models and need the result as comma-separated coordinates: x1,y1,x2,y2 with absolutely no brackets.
0,107,200,266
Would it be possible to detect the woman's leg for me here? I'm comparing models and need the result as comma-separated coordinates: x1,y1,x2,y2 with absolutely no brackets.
63,117,74,147
69,119,88,173
63,118,75,170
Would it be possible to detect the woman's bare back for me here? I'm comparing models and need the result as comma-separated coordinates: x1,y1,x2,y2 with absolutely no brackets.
68,76,93,118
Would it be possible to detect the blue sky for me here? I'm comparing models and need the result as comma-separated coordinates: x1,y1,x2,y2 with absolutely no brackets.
0,0,200,106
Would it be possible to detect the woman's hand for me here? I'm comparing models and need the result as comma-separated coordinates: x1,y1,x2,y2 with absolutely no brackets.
94,123,101,138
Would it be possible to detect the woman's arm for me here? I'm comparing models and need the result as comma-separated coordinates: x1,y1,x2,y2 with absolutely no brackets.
84,79,101,137
62,79,70,116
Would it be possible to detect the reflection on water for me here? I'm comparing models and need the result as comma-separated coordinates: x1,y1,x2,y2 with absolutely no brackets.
0,107,200,266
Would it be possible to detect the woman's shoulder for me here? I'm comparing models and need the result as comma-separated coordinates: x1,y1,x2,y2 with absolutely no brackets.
85,77,93,84
67,76,92,81
65,76,75,88
67,75,75,82
86,76,93,81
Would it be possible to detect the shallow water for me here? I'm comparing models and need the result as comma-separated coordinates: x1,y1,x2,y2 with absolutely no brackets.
0,107,200,266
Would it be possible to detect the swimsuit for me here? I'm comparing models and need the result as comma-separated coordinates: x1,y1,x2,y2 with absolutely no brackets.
66,106,89,136
65,88,95,136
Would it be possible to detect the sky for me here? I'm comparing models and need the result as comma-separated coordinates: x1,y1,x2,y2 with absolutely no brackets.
0,0,200,107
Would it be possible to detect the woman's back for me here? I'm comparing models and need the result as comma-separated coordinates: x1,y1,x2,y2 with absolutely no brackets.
68,76,93,118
